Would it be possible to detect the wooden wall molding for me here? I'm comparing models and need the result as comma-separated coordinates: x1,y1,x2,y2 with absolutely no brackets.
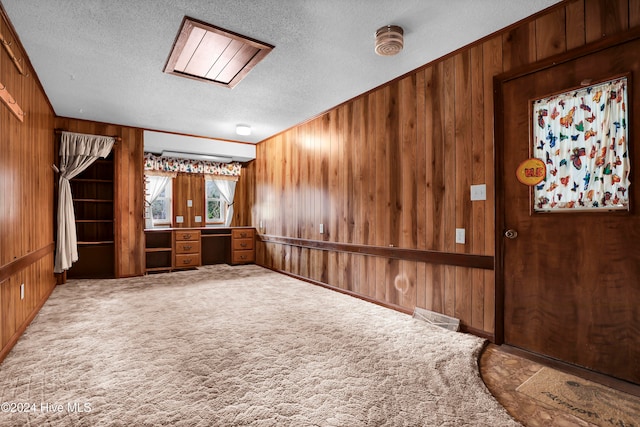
259,235,494,270
0,243,53,283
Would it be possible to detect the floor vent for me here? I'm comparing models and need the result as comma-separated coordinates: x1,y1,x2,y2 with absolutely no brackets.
412,307,460,332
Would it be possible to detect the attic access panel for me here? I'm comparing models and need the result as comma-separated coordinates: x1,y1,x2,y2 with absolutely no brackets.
164,16,274,89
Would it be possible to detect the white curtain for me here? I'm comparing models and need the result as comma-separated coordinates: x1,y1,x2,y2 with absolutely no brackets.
54,132,115,273
212,179,237,226
145,174,171,223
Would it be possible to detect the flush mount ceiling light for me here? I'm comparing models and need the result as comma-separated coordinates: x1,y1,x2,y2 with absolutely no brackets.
375,25,404,56
164,16,274,88
235,124,251,136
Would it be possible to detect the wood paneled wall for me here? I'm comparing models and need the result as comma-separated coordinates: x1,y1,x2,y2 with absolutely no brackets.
0,8,56,361
172,173,205,228
54,117,145,278
235,0,640,337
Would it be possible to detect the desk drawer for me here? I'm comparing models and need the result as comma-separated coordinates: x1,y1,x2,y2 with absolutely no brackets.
232,250,255,264
232,229,254,240
175,230,200,241
175,253,200,267
232,238,254,251
175,240,201,254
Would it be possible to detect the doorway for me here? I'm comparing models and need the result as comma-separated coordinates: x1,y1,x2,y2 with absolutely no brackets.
496,33,640,385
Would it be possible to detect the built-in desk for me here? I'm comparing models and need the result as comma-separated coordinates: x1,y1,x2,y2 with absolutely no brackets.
144,227,255,274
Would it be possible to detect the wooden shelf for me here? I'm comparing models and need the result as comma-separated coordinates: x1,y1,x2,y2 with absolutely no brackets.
73,198,113,203
202,233,232,238
78,241,114,245
145,267,173,273
75,219,114,223
73,178,113,184
145,247,172,253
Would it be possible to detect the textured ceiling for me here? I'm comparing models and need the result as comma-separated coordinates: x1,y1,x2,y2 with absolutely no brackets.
2,0,561,146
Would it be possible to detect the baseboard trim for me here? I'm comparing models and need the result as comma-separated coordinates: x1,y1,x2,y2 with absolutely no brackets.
259,264,496,342
461,324,495,341
0,277,56,364
260,265,414,316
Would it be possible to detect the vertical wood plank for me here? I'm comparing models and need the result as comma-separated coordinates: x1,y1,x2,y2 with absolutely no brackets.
565,0,586,50
374,87,388,301
631,0,640,28
483,35,503,332
535,7,567,60
585,0,628,42
415,69,427,308
443,56,456,317
454,51,473,324
327,109,339,287
470,44,486,330
502,21,537,72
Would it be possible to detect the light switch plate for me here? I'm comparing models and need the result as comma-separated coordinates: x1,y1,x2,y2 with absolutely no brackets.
176,215,184,223
187,199,193,207
455,228,466,244
319,223,324,234
470,184,486,201
194,215,202,223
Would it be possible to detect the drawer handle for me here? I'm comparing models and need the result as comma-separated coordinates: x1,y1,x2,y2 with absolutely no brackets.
183,245,192,250
240,243,248,248
182,258,192,264
240,255,247,260
183,234,191,239
240,232,247,238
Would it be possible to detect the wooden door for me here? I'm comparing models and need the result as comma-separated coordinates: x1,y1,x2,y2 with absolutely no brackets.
498,35,640,384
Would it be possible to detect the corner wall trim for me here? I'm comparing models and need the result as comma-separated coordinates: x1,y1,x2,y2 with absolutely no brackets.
258,235,494,270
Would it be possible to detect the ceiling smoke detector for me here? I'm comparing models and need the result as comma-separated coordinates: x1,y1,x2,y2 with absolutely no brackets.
375,25,404,56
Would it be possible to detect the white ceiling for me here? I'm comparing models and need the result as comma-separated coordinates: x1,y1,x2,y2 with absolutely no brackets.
2,0,561,149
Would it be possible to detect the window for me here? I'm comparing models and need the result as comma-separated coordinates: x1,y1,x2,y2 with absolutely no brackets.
145,175,173,225
205,179,226,224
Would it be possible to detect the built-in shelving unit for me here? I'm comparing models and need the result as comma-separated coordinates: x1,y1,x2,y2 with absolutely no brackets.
68,154,115,278
144,229,173,273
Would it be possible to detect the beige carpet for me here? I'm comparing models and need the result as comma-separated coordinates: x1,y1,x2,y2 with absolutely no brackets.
517,367,640,426
0,265,520,426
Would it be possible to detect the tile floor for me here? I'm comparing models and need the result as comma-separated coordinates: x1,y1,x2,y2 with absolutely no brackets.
478,344,637,427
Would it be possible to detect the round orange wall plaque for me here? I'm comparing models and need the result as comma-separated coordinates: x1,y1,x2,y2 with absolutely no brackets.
516,158,546,186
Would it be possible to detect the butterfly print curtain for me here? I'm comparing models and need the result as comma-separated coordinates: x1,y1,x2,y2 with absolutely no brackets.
532,77,630,211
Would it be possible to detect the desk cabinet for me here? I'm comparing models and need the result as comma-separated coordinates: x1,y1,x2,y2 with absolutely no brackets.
144,227,255,274
231,228,255,264
174,230,201,269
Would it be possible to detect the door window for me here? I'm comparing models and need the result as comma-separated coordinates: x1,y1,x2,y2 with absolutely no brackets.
531,77,630,212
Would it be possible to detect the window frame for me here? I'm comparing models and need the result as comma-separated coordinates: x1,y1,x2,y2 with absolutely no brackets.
146,175,173,226
204,178,226,225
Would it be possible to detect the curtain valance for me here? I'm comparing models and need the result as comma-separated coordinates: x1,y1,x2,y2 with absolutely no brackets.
144,153,242,176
